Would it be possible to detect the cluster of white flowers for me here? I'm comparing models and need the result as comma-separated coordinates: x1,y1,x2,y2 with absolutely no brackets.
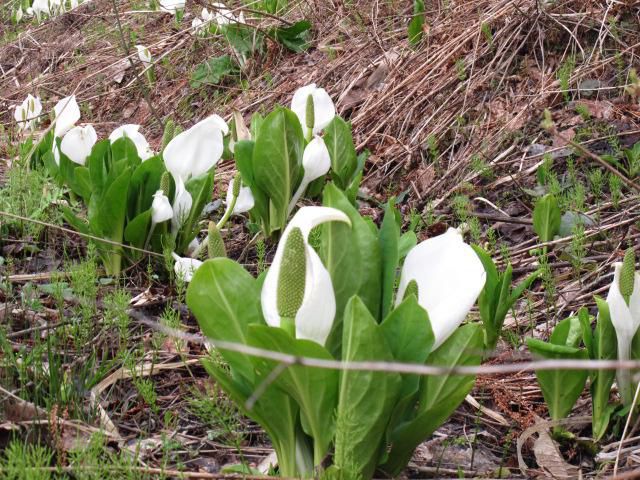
191,3,245,36
18,0,88,22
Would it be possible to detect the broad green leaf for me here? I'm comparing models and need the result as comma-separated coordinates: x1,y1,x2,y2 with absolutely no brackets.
398,231,417,260
201,358,301,477
111,136,141,171
549,316,583,348
61,206,90,236
127,156,164,220
527,337,588,421
267,20,311,52
321,184,382,355
247,325,338,464
93,167,131,240
176,172,213,253
190,55,239,88
224,24,264,56
379,199,399,320
253,108,305,234
324,117,358,189
87,139,111,196
381,296,434,440
334,296,401,479
380,324,483,476
235,140,269,227
73,166,92,203
124,209,151,251
187,258,264,382
533,193,561,242
592,296,616,440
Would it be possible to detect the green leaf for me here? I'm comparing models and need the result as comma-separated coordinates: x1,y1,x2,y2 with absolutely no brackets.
224,24,264,56
267,20,311,52
201,358,301,477
323,117,358,189
61,206,91,236
527,336,588,421
380,324,483,476
334,296,401,479
111,137,141,170
235,140,269,227
87,139,111,197
92,167,131,240
176,172,213,253
533,193,561,242
321,184,382,355
398,231,417,260
408,0,425,45
549,316,583,348
187,258,264,382
247,325,338,465
124,209,151,251
379,199,400,320
190,55,239,88
592,296,617,440
127,156,164,220
381,296,434,443
252,108,305,234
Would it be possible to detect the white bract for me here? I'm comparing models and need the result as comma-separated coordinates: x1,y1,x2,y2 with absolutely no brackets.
226,179,255,214
15,7,23,22
396,228,486,349
136,45,152,65
606,262,640,401
191,17,205,34
163,114,228,182
261,207,351,346
171,176,193,233
172,253,202,282
30,0,51,16
14,94,42,131
53,95,80,138
109,124,154,160
291,83,335,136
159,0,185,14
151,190,173,224
60,125,97,166
287,136,331,215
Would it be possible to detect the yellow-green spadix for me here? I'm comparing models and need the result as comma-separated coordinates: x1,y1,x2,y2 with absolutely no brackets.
261,206,350,346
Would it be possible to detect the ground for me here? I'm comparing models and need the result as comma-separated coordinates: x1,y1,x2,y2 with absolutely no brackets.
1,0,640,478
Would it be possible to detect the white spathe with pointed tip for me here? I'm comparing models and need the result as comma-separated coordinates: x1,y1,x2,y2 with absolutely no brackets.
60,125,97,166
606,262,640,402
109,124,154,160
396,228,486,349
290,83,335,135
163,114,228,182
151,190,173,224
53,95,80,138
136,45,152,65
261,206,351,346
172,252,202,282
287,136,331,215
171,176,193,233
226,178,255,215
14,94,42,131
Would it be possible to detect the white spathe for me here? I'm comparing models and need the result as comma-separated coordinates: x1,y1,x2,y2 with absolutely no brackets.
606,262,640,402
171,176,193,233
14,94,42,131
191,17,205,34
60,125,97,166
159,0,185,13
53,95,80,138
290,83,335,135
30,0,50,16
261,207,351,346
172,252,202,282
109,124,154,160
136,45,152,65
287,136,331,215
151,190,173,224
163,114,228,182
226,179,255,215
396,228,486,349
